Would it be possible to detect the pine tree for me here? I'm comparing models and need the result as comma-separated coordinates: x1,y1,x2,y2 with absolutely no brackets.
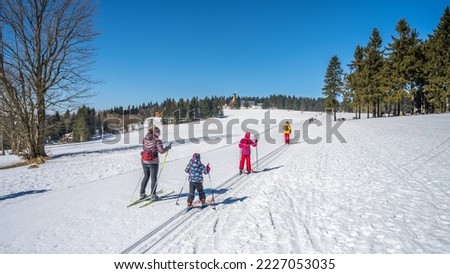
386,19,425,115
46,111,65,142
63,110,73,135
423,7,450,113
347,45,367,118
322,55,345,121
73,106,90,142
161,98,176,124
262,101,271,109
364,28,385,118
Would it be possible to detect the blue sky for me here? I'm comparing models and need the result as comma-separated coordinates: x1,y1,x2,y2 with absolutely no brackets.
90,0,449,110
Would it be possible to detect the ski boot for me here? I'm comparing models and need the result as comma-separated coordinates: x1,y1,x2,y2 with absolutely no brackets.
186,202,194,211
200,199,208,208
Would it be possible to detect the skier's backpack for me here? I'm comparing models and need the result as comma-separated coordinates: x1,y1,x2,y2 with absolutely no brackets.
141,149,153,161
284,124,290,131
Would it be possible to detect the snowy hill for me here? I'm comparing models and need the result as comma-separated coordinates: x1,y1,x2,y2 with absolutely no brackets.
0,109,449,254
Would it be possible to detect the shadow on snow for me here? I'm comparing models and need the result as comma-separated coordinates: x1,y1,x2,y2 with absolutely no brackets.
49,145,141,159
252,165,283,173
0,189,51,202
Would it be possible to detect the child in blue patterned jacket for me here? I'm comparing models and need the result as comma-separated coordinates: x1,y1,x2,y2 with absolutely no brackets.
185,153,211,209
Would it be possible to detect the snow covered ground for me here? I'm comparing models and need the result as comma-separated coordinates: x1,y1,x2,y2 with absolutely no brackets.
0,109,449,254
0,153,22,169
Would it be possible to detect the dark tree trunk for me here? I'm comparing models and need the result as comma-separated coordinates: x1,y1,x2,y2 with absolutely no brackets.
36,94,47,157
358,103,361,119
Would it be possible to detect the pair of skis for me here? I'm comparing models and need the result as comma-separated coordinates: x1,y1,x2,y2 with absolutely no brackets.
186,202,209,212
185,196,215,212
127,190,174,208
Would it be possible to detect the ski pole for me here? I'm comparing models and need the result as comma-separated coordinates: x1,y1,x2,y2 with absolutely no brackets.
129,172,144,202
157,142,171,182
151,142,171,196
239,147,242,174
208,170,216,210
175,176,188,205
255,141,259,170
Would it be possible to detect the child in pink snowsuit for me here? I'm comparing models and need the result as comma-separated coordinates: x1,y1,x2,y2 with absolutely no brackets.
238,132,258,174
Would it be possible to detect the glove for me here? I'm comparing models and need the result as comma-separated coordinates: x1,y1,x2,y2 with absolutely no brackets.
206,164,211,173
166,143,172,150
255,139,258,143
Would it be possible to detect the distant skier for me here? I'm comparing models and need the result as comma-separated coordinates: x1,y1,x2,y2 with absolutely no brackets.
283,121,292,144
140,126,171,199
238,132,258,174
185,153,211,209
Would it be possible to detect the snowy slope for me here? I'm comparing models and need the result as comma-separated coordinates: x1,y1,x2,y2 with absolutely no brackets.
0,110,449,254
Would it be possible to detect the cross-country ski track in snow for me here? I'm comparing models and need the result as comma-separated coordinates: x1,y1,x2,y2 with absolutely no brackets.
122,139,292,253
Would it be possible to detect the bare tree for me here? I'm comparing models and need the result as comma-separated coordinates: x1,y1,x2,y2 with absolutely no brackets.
1,15,6,155
0,0,98,159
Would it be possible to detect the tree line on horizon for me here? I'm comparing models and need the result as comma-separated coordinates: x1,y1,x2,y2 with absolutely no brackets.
28,94,324,149
322,7,450,121
103,94,325,117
